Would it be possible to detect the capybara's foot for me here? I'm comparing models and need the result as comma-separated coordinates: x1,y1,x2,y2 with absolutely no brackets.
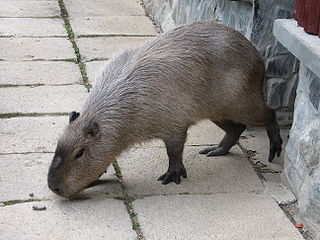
266,111,283,162
157,165,187,185
268,138,283,162
199,145,229,157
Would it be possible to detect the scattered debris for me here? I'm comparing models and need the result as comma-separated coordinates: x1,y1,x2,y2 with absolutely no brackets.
32,204,46,211
239,135,248,139
280,203,314,240
295,223,303,228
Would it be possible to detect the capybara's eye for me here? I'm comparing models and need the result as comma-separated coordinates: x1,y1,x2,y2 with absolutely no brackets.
75,148,85,159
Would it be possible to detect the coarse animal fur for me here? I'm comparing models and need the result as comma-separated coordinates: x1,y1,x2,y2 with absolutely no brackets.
48,21,282,198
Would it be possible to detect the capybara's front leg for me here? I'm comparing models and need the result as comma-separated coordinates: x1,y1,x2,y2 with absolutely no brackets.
158,129,187,185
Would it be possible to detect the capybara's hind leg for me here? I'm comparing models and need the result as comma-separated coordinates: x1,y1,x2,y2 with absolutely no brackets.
266,111,283,162
199,120,246,157
158,129,187,185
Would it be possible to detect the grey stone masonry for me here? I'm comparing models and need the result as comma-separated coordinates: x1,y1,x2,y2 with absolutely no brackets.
274,19,320,239
142,0,298,125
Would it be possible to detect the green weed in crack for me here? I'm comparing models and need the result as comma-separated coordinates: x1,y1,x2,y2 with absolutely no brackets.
57,0,90,90
112,161,123,181
112,162,144,239
1,198,48,206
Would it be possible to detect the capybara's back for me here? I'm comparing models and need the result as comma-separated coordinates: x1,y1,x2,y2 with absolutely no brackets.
48,21,282,198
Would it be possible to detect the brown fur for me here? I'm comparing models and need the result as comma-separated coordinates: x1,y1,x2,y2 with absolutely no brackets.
48,21,282,198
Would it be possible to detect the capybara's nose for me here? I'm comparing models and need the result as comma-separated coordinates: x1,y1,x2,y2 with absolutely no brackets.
51,186,62,195
48,177,63,196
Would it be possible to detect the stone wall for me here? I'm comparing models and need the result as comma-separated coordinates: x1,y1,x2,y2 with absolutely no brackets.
274,19,320,238
283,65,320,238
142,0,298,125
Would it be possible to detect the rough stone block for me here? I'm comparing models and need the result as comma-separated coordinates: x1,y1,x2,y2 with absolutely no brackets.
0,61,82,85
273,40,290,56
308,71,320,111
119,145,263,196
266,55,296,78
76,37,153,61
0,38,76,61
276,109,294,127
0,116,67,153
70,16,158,37
0,18,67,37
133,193,303,240
0,198,136,240
266,77,287,109
0,85,87,114
282,73,299,109
0,153,121,202
0,1,60,17
65,0,145,17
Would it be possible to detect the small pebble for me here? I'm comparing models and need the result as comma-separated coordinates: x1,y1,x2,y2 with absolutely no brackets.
29,193,34,197
32,204,46,211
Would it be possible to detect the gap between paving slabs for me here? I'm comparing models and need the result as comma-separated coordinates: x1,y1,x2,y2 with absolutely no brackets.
112,161,145,240
58,0,91,91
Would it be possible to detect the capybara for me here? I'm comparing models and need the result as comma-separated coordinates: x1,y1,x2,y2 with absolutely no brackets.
48,21,282,198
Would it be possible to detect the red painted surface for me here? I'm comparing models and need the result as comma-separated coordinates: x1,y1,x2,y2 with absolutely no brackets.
294,0,320,37
319,13,320,37
294,0,306,25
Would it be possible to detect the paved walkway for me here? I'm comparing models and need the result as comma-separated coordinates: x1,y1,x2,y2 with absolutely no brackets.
0,0,304,239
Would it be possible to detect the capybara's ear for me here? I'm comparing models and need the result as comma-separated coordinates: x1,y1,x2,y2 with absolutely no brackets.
84,121,101,139
69,111,80,123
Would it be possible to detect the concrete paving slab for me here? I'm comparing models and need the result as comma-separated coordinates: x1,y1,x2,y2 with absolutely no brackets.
133,193,303,240
0,61,82,85
186,120,225,146
0,116,67,153
120,145,262,196
76,37,153,61
0,85,87,114
0,198,135,240
65,0,145,17
0,1,60,18
240,128,289,172
0,38,76,61
264,182,296,205
71,16,158,37
0,18,67,37
0,153,121,202
85,60,107,84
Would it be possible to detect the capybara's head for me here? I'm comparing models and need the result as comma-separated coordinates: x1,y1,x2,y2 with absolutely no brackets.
48,111,108,198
